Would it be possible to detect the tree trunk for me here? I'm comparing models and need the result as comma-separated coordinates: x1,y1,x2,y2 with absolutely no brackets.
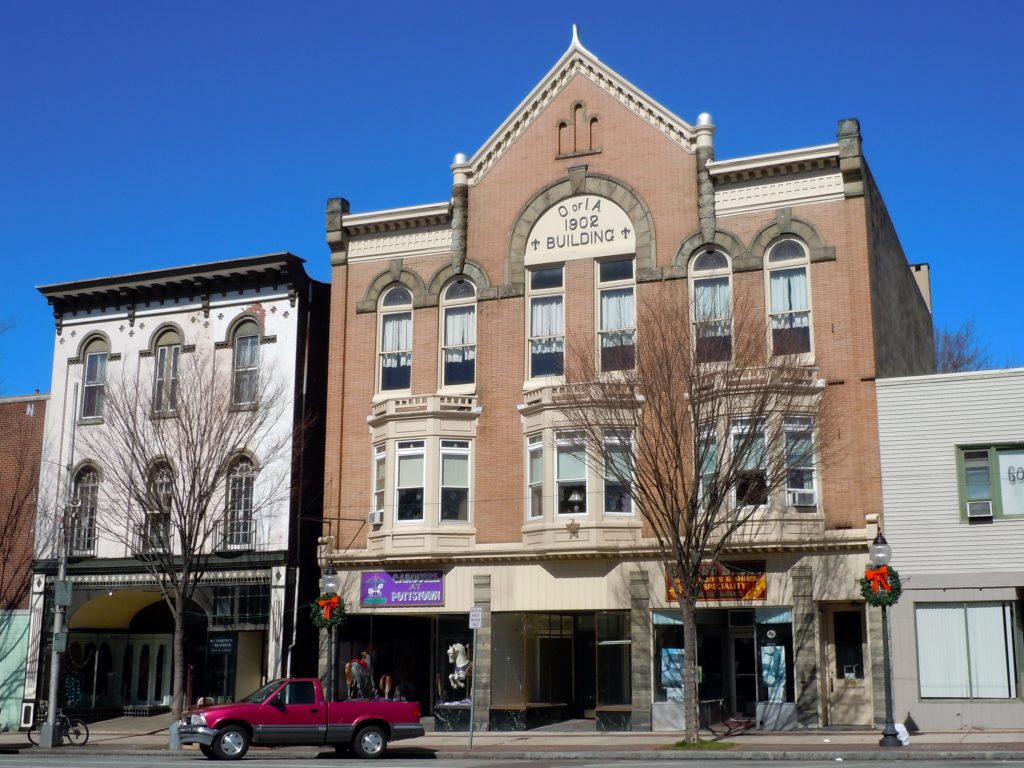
172,601,186,722
681,597,700,742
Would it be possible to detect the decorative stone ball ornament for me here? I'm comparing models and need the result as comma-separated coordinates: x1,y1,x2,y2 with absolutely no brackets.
310,593,346,629
859,564,903,607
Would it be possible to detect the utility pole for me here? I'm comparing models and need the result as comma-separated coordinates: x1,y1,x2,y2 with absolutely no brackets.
40,386,78,749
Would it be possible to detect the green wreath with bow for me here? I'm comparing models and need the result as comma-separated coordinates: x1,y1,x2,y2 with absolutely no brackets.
310,593,347,629
859,564,903,607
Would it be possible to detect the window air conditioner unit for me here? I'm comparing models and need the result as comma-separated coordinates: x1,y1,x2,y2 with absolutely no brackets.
967,500,993,519
368,509,383,526
788,490,816,507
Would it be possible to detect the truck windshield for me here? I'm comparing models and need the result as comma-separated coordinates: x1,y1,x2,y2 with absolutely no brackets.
240,680,283,703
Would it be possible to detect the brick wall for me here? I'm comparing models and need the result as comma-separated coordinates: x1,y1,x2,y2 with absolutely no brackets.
0,396,46,610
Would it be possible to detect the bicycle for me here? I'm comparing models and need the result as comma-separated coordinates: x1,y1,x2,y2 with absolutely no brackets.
26,712,89,746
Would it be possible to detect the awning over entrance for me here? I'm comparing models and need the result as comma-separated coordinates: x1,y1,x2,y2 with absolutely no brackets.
69,591,163,630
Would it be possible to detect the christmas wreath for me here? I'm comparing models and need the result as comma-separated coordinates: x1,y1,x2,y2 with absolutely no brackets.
310,593,347,629
858,564,902,607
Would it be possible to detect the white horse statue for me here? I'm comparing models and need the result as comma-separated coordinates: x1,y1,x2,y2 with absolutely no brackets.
447,642,471,689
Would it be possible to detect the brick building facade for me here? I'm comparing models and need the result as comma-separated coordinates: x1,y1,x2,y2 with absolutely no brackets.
0,394,46,731
319,33,933,731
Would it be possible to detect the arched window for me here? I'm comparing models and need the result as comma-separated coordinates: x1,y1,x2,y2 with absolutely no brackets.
441,279,476,388
81,337,109,418
153,329,181,414
232,320,260,405
379,286,412,392
224,458,255,549
71,467,99,556
598,257,636,371
143,463,172,552
691,249,732,362
766,240,812,356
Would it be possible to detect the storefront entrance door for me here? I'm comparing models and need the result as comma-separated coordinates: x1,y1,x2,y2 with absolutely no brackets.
822,605,872,725
730,634,757,719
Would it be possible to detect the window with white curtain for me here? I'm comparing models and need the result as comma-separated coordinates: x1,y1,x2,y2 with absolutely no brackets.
690,250,732,363
232,320,260,405
598,258,635,371
527,434,544,519
440,440,470,522
916,602,1018,699
528,267,564,378
395,440,425,522
441,280,476,388
379,286,413,391
767,240,811,356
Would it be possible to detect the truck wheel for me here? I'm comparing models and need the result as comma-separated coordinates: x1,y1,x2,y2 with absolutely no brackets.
352,724,387,759
212,725,250,760
200,744,216,759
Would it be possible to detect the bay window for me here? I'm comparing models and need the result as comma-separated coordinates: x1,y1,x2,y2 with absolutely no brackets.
395,440,425,522
732,420,767,506
603,432,633,514
556,431,587,515
440,440,470,522
784,417,816,506
527,434,544,519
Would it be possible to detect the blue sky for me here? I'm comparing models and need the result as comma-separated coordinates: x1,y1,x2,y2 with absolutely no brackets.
2,0,1022,395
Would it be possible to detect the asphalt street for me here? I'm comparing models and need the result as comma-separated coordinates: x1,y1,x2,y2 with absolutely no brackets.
2,757,1024,768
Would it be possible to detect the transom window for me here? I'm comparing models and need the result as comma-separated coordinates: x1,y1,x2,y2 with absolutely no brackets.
380,286,413,391
232,320,260,406
598,258,636,372
395,440,425,522
767,240,811,356
441,280,476,388
691,249,732,363
153,329,181,414
528,267,564,378
82,337,109,419
440,440,470,522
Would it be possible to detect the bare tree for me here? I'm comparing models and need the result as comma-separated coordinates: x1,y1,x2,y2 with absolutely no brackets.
935,319,994,373
76,353,294,719
560,292,831,742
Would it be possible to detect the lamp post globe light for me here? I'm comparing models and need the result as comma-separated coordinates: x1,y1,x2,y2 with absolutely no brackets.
319,566,341,701
869,532,902,748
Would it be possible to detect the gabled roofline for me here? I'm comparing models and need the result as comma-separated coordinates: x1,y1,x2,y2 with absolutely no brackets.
457,26,700,184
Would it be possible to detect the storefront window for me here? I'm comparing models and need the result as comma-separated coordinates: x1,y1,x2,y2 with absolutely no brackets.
596,612,631,707
755,608,795,704
491,613,525,707
653,610,685,703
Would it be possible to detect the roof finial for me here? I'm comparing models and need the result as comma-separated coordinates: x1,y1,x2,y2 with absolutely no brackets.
571,24,580,47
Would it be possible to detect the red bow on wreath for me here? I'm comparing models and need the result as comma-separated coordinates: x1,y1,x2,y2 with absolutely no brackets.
318,595,340,620
864,565,891,593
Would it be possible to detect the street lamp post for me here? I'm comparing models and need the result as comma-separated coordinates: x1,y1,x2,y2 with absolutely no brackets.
319,566,341,702
868,532,902,748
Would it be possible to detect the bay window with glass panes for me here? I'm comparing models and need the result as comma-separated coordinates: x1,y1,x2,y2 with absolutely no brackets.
603,431,633,515
440,440,470,522
784,417,816,507
556,431,587,515
395,440,425,523
527,434,544,520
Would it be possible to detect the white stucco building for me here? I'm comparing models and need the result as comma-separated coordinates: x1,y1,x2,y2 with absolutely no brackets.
23,253,328,723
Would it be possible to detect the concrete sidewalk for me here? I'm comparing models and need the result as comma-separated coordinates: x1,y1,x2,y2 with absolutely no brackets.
4,718,1024,760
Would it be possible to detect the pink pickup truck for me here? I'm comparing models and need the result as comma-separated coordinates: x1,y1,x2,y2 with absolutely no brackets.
176,678,423,760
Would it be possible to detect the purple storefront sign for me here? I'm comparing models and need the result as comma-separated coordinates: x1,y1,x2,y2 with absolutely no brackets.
361,570,444,608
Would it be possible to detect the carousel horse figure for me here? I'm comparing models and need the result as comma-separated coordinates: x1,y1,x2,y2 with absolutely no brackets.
345,651,373,699
447,642,471,689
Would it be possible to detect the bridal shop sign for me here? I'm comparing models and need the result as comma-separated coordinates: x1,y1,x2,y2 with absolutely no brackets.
361,570,444,607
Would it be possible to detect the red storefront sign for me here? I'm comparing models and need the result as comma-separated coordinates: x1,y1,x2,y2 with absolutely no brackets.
666,560,767,601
